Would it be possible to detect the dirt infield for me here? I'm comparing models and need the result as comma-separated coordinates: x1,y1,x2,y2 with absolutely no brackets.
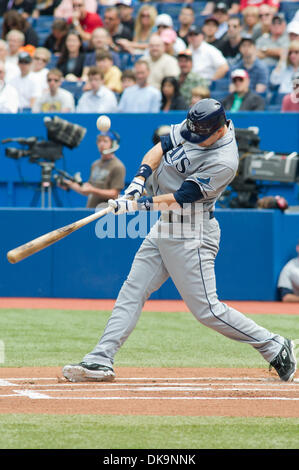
1,298,299,314
0,366,298,418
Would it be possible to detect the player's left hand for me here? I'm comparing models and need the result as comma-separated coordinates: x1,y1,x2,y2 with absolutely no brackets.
124,177,145,200
108,198,136,214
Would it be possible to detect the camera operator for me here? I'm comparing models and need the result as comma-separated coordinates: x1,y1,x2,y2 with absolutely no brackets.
59,130,126,208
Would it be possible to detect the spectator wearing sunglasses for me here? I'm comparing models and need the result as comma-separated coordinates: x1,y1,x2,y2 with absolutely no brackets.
30,47,52,97
258,4,276,37
32,68,75,112
222,68,265,110
256,12,289,67
270,41,299,93
218,15,243,65
187,25,229,83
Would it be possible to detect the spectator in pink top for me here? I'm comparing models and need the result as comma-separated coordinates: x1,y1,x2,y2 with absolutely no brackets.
281,73,299,112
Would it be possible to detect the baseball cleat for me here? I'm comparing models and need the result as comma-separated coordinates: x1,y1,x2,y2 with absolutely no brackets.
62,362,115,382
269,339,297,382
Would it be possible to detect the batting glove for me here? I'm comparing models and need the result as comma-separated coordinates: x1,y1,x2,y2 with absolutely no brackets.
124,177,145,200
108,198,135,214
137,196,154,211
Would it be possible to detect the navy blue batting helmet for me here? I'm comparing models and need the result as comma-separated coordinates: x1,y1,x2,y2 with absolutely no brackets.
180,98,227,144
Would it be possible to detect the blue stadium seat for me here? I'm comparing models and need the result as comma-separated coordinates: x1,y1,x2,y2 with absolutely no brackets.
61,81,85,104
279,1,299,22
210,90,227,102
118,52,143,70
97,5,109,18
265,90,287,111
47,54,58,69
210,75,230,92
31,15,54,46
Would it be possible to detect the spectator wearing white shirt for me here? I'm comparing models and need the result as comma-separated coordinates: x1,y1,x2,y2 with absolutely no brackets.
0,39,20,83
33,68,75,113
118,59,161,112
0,60,19,113
10,51,39,110
141,33,180,89
76,65,118,113
5,30,25,66
30,48,52,98
187,25,229,83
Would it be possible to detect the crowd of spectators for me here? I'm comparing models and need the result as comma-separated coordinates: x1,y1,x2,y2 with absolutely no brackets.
0,0,298,113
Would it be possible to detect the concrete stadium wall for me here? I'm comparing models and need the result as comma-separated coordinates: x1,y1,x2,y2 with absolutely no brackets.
0,112,299,208
0,208,298,301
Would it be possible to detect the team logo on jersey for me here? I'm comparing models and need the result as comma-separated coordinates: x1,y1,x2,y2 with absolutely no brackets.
164,147,190,173
196,177,211,185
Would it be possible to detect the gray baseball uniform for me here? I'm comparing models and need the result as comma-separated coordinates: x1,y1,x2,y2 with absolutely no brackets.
278,257,299,298
83,119,284,367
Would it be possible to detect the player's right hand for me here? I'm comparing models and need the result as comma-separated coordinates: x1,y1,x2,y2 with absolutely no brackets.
108,198,136,214
124,177,145,200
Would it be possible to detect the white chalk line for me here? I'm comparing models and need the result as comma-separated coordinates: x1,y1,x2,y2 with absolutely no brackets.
0,376,298,401
12,386,298,393
13,390,50,399
4,376,295,382
18,396,299,401
0,379,15,386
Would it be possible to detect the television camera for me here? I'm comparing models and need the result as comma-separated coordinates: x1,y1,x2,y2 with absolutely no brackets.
2,116,86,208
219,128,299,208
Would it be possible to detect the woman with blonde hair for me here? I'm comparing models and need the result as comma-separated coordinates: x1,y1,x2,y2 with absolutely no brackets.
242,6,262,40
116,4,157,54
30,47,52,96
270,41,299,93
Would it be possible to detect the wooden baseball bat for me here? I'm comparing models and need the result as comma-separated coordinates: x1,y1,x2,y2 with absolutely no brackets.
7,206,113,264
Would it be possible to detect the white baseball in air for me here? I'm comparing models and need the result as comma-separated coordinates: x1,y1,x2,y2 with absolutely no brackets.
96,115,111,132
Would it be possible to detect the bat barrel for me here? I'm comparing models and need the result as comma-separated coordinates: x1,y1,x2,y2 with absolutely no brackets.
6,205,113,264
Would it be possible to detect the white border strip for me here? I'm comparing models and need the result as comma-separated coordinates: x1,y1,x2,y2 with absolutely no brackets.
38,396,299,401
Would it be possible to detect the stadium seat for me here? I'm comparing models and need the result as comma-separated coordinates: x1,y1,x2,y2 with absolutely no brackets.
118,52,143,71
32,15,54,46
47,54,58,69
210,75,230,92
61,81,85,104
265,91,287,111
279,1,299,22
210,90,227,102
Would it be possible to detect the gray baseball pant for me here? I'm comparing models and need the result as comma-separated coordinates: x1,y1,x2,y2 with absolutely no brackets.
83,216,284,367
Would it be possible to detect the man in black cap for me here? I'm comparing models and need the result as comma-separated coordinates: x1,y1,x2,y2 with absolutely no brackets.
213,2,229,39
10,51,39,111
201,0,240,17
202,16,224,49
256,12,289,66
187,25,229,83
116,0,135,36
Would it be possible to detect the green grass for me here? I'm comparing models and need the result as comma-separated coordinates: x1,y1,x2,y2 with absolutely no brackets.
0,308,298,368
0,415,298,449
0,308,298,450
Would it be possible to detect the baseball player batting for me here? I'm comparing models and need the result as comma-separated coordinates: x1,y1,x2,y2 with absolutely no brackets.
63,99,297,383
